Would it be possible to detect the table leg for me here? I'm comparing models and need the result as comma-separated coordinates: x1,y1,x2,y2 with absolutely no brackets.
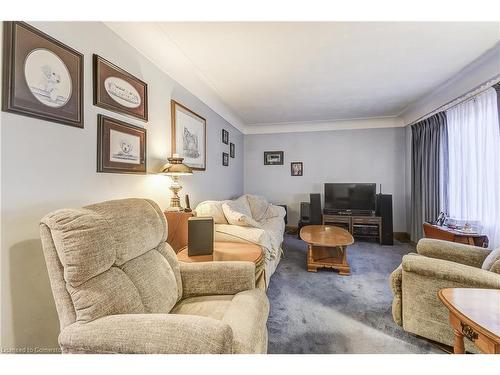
307,244,317,272
453,329,465,354
338,246,350,276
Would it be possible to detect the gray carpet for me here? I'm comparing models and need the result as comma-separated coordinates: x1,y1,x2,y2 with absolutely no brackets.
266,234,444,354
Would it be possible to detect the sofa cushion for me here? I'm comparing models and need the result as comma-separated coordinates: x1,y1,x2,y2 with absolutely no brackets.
195,200,229,224
263,204,286,220
66,266,145,322
171,295,234,320
482,247,500,271
222,198,262,228
43,208,117,287
120,248,180,313
85,198,166,266
244,194,269,222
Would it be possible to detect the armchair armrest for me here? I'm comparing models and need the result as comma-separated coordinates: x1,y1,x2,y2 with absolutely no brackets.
180,261,255,298
416,238,490,268
59,314,233,354
402,253,500,288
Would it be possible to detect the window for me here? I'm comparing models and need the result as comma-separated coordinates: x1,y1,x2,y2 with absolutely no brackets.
445,88,500,248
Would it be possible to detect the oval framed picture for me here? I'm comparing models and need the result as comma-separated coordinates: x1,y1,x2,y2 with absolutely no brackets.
2,22,84,128
24,48,73,108
93,54,148,121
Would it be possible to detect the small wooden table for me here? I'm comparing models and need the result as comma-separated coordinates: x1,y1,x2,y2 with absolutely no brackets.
164,210,194,252
300,225,354,275
423,223,488,247
177,242,266,289
438,288,500,354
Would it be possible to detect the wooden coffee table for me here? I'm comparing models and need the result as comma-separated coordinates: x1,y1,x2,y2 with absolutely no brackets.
438,288,500,354
300,225,354,275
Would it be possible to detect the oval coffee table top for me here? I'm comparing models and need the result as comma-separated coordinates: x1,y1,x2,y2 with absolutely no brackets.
300,225,354,247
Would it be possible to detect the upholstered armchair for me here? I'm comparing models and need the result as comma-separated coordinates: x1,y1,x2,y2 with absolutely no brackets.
40,198,269,354
390,238,500,352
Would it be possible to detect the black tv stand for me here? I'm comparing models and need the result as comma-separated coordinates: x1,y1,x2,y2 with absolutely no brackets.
322,213,382,244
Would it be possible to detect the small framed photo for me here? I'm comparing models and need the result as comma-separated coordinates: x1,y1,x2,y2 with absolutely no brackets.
264,151,284,165
230,142,235,158
97,114,146,174
2,21,84,128
222,152,229,166
93,54,148,121
222,129,229,144
291,162,303,176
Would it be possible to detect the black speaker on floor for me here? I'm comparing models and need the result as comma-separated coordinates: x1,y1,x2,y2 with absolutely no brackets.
376,194,393,245
309,193,322,225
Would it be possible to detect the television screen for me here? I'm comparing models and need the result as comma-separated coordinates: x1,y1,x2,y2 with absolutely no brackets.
324,183,376,211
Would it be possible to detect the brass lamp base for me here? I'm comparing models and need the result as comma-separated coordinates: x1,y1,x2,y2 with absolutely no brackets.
168,175,183,211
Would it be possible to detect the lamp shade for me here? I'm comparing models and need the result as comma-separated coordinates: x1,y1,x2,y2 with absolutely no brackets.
159,154,193,176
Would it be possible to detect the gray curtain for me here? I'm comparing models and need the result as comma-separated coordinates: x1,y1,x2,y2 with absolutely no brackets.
411,112,448,241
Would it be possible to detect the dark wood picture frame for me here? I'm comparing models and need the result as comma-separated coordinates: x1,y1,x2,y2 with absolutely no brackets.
97,114,146,174
171,99,206,171
93,54,148,121
264,151,284,165
230,142,235,158
222,152,229,166
2,21,84,128
222,129,229,144
291,162,303,176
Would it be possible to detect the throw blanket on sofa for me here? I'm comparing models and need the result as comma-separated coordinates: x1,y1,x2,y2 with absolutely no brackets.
195,195,286,263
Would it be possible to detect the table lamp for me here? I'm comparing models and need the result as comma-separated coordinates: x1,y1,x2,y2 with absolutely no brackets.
159,154,193,211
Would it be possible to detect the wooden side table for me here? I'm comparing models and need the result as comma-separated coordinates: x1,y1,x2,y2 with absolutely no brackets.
438,288,500,354
423,223,489,247
164,210,194,252
177,242,266,289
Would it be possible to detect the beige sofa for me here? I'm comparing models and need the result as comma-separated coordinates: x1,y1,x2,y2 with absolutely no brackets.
390,238,500,352
195,194,286,288
40,198,269,354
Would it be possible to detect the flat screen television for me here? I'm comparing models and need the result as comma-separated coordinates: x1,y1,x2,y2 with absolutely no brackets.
324,183,376,214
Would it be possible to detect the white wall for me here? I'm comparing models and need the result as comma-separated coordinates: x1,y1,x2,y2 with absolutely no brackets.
0,22,244,351
244,127,407,231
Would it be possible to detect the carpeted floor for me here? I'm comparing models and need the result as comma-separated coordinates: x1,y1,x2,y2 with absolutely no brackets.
266,234,444,354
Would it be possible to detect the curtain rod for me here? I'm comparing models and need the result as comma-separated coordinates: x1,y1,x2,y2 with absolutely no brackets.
407,74,500,126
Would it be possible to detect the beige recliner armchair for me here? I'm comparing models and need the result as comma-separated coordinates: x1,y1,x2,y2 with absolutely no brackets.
390,238,500,352
40,198,269,354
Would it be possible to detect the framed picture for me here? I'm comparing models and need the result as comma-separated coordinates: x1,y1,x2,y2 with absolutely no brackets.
2,21,84,128
230,142,235,158
291,162,303,176
93,54,148,121
171,100,206,171
264,151,284,165
97,114,146,174
222,152,229,166
222,129,229,144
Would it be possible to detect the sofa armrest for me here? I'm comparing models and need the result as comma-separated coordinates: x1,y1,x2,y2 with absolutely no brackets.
416,238,490,268
402,253,500,288
180,261,255,297
59,314,233,354
389,265,403,326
